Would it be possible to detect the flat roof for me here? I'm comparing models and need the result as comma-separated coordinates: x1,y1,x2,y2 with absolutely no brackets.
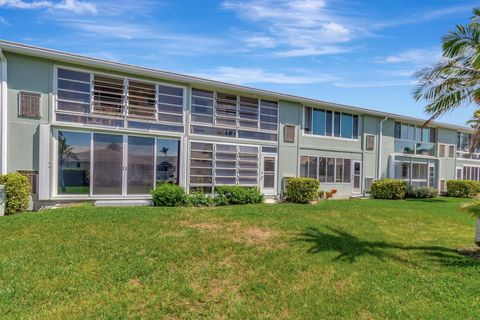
0,39,472,132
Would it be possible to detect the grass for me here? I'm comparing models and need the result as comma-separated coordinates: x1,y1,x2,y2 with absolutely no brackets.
0,198,479,319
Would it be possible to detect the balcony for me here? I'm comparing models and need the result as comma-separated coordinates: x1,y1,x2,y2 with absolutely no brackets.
394,140,436,157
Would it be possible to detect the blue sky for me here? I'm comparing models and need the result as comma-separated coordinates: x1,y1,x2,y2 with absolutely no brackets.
0,0,477,126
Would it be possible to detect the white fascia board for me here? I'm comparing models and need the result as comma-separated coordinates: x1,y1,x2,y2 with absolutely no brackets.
0,40,472,133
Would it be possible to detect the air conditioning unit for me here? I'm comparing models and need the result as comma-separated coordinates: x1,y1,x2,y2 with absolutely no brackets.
364,177,374,193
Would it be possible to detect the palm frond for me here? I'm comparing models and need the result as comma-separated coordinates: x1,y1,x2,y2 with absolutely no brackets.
461,201,480,218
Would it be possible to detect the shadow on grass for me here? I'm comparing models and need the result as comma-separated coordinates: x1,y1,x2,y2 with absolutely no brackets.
404,198,452,203
298,227,479,267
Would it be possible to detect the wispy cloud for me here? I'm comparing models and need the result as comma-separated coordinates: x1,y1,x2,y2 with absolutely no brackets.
0,0,97,14
189,66,338,85
223,0,355,57
334,80,416,88
374,48,441,64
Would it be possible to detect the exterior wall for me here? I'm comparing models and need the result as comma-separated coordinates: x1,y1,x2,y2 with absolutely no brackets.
1,49,477,205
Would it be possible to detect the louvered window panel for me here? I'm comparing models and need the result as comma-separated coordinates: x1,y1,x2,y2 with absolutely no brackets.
216,92,237,127
92,75,125,116
19,91,41,118
128,81,156,119
239,96,259,129
158,85,184,124
260,100,278,131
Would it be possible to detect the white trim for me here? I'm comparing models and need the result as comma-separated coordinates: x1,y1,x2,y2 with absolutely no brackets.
0,49,7,174
352,160,362,194
260,153,277,196
38,124,51,200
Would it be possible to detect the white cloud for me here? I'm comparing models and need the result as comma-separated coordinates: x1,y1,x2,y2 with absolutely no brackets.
223,0,354,57
0,0,96,14
334,80,416,88
374,48,441,64
189,66,338,85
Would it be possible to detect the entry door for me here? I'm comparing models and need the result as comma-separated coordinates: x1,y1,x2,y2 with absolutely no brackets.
261,154,277,195
352,161,362,194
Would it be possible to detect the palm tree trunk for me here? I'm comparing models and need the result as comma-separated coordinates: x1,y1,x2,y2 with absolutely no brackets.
476,218,480,246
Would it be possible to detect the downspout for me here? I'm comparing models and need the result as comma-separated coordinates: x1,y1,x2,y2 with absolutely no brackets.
0,49,7,175
377,117,388,179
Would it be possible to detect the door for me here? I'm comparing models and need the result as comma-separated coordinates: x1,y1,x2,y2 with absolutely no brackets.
352,161,362,194
261,154,277,195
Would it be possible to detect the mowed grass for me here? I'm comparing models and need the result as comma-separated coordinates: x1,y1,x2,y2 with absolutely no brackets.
0,198,479,319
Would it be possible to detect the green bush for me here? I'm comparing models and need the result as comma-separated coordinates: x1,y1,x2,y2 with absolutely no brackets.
213,193,230,207
187,192,214,207
214,186,264,205
0,172,31,215
371,179,407,200
405,186,438,199
286,178,319,204
151,183,187,207
446,180,480,198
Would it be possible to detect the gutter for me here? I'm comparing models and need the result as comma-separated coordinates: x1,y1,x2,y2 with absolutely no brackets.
377,117,388,179
0,49,6,174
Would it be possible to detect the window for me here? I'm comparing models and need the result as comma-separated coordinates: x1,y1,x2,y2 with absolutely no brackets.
394,122,436,156
300,156,352,183
92,75,125,116
190,89,278,141
57,131,91,195
56,68,185,133
439,144,445,157
128,81,156,119
189,142,260,192
394,159,434,187
156,139,180,184
304,107,358,139
460,165,480,181
19,91,41,118
284,125,295,143
449,145,455,157
366,135,375,151
127,136,155,194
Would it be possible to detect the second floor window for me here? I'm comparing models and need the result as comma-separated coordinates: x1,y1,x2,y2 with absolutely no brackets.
304,107,358,139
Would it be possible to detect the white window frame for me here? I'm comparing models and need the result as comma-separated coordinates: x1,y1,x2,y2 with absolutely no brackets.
301,106,360,141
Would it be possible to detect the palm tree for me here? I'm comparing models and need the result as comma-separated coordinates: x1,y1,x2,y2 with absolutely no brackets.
161,146,169,157
414,8,480,247
58,132,79,192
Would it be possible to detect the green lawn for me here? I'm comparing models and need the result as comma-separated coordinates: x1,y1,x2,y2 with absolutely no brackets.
1,198,479,319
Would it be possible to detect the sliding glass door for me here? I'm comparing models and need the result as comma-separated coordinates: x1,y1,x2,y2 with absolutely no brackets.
57,130,180,197
92,133,124,195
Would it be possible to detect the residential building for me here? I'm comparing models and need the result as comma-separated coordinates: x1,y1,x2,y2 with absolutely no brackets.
0,40,476,207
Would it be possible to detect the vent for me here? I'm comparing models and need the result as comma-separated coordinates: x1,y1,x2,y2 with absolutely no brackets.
18,91,41,118
366,135,375,151
282,176,293,197
364,177,374,193
92,75,125,116
440,179,446,193
17,170,38,194
284,125,295,143
449,145,455,157
439,144,445,157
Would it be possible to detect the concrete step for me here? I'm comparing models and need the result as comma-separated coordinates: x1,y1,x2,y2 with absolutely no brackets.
94,200,153,207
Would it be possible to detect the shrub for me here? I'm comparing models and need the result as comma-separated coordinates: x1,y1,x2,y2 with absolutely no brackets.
318,190,325,199
0,172,31,215
187,192,214,207
213,193,229,206
151,183,187,207
447,180,480,198
370,179,407,200
214,186,264,205
405,186,438,199
286,177,319,203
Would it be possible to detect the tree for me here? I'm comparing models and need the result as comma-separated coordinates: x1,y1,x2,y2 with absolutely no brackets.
58,132,79,192
414,8,480,247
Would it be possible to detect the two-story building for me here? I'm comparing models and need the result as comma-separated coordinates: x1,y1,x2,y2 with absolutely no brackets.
0,40,477,207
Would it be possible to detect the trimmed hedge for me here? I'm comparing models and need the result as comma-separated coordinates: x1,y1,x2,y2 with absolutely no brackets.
446,180,480,198
406,186,438,199
151,183,187,207
286,177,319,203
187,192,214,207
0,172,31,215
214,186,264,205
371,179,407,200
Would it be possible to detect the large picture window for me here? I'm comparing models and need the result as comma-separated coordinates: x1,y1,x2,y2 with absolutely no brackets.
57,131,91,195
299,156,352,183
304,107,358,139
394,122,436,156
156,139,180,184
394,158,435,187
